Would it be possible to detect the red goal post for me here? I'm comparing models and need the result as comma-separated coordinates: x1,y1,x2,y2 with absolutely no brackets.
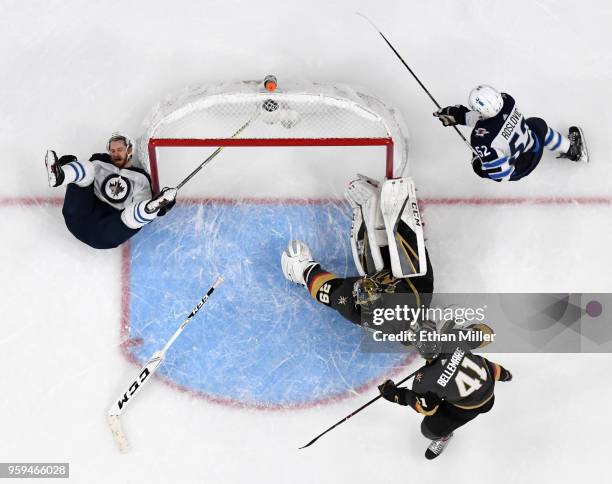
138,80,410,193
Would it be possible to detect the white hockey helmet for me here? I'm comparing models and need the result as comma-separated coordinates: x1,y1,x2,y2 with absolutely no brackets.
468,85,503,118
107,131,134,158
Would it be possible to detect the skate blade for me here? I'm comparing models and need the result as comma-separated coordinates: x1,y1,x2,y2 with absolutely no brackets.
45,150,58,187
571,126,589,163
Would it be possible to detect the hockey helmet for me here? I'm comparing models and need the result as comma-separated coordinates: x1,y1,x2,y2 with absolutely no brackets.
468,85,503,119
412,320,441,360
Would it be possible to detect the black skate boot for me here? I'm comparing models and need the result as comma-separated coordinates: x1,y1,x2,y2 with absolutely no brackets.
558,126,589,162
45,150,64,187
425,432,454,460
45,151,77,187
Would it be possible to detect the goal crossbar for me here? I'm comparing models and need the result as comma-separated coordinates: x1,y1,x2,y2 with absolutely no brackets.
148,137,394,193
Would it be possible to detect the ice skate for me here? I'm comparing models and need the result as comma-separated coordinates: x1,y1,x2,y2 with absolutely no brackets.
425,432,454,460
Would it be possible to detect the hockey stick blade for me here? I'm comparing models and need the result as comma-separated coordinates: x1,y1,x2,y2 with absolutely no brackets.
107,276,224,453
108,415,129,454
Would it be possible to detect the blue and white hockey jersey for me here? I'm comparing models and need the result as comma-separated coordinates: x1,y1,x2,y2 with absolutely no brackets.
466,94,544,182
90,153,153,210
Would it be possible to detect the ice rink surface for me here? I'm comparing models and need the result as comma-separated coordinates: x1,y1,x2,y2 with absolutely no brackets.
1,0,612,482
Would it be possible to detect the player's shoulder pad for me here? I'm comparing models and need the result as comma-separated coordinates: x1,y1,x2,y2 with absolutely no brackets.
89,152,112,163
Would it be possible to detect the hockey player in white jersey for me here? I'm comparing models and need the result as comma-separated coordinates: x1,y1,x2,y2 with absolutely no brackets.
45,132,177,249
434,85,588,182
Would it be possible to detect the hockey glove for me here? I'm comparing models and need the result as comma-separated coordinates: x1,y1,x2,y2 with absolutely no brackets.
498,366,513,382
89,153,112,163
157,198,176,216
433,105,469,127
378,380,410,405
146,187,178,215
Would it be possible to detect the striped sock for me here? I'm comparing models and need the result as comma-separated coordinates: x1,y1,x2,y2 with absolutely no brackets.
121,200,157,229
63,161,94,187
543,127,570,154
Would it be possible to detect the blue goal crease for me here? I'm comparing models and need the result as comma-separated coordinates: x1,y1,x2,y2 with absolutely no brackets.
128,201,411,406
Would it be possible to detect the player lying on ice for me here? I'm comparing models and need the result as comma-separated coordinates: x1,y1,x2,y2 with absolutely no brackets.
45,132,177,249
378,320,512,460
434,85,588,182
281,174,433,330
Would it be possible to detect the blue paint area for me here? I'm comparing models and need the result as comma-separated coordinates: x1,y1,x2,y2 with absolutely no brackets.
128,201,412,407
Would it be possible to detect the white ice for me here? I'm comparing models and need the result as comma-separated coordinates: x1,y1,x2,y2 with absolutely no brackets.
1,0,611,482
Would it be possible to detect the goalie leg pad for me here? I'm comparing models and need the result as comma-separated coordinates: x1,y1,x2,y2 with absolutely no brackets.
380,177,427,278
346,174,387,275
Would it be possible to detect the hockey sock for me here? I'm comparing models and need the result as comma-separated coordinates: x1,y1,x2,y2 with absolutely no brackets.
306,267,339,304
62,161,94,187
544,127,570,154
121,200,158,229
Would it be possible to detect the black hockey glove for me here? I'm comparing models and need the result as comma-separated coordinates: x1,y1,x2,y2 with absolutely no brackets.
156,199,176,216
433,105,469,127
378,380,409,405
150,187,178,216
498,366,513,382
89,153,112,163
58,154,78,166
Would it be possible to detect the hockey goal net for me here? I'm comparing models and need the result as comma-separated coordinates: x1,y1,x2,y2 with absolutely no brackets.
138,79,410,194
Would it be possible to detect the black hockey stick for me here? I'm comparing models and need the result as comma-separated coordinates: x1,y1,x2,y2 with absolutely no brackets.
356,12,483,163
299,367,420,449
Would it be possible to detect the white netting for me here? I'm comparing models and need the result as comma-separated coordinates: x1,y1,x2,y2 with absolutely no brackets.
138,79,410,179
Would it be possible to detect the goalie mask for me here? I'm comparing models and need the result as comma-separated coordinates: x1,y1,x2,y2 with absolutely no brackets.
352,277,384,306
352,270,400,307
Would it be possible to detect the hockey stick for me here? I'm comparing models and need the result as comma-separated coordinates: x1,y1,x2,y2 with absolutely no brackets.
299,366,420,449
175,112,260,191
107,276,224,453
356,12,483,163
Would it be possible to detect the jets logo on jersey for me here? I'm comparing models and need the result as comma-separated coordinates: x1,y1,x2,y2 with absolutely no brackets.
474,128,490,138
101,174,131,204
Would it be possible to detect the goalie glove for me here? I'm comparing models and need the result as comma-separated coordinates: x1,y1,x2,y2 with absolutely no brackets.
433,105,469,127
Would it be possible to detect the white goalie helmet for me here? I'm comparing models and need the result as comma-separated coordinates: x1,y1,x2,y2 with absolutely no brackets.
468,85,503,119
106,131,135,158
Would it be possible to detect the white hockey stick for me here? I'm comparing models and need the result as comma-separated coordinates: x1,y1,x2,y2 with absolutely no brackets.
107,276,224,453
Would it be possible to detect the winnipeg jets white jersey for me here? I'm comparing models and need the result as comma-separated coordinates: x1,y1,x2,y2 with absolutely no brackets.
91,154,153,210
466,94,539,182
